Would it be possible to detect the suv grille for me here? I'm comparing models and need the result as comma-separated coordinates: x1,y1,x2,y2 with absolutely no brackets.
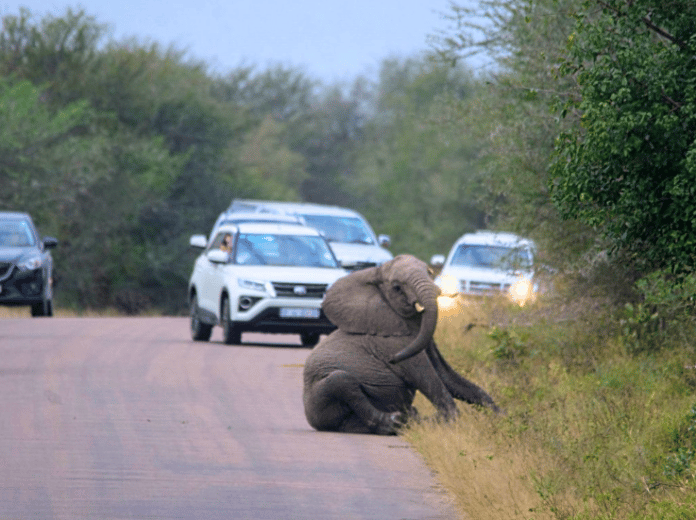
0,262,13,281
272,282,328,298
467,281,512,294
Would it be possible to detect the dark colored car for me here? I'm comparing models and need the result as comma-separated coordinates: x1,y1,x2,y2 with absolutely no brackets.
0,212,57,317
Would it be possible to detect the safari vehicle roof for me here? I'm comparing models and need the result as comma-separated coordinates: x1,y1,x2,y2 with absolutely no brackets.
216,211,303,225
229,199,365,219
453,231,536,249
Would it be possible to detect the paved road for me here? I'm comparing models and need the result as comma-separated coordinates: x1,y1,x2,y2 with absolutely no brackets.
0,317,461,519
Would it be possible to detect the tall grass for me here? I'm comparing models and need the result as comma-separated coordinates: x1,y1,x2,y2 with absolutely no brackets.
405,294,696,519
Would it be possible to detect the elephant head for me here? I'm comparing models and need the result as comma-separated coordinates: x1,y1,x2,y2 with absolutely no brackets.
322,254,440,364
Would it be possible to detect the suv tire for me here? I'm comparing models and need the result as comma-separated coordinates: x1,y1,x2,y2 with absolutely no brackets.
221,295,242,345
31,298,53,317
190,294,212,341
301,332,321,347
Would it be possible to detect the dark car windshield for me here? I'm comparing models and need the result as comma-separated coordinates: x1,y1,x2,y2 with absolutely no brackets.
0,220,36,247
300,215,374,244
451,245,533,270
234,233,338,267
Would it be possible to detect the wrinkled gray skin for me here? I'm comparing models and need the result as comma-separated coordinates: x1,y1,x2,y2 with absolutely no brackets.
303,254,500,435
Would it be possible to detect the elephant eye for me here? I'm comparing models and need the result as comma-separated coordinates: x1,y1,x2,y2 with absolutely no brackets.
392,283,402,293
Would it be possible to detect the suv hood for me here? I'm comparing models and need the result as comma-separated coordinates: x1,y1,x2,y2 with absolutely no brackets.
230,265,347,285
327,242,393,269
0,247,34,263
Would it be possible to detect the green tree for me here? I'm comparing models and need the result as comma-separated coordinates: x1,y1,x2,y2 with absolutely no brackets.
429,0,595,268
0,7,104,106
0,8,206,311
351,57,483,259
0,77,90,216
550,0,696,272
213,65,363,205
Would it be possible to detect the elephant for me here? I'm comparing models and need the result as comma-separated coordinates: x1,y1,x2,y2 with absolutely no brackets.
302,254,501,435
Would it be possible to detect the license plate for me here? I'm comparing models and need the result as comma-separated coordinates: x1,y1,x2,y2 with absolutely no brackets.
279,307,320,319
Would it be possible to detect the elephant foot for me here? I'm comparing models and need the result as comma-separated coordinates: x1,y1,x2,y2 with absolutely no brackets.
373,411,408,435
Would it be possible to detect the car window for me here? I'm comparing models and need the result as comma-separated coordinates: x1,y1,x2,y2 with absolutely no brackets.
451,245,533,270
0,220,35,247
234,233,338,267
210,231,236,253
300,215,374,244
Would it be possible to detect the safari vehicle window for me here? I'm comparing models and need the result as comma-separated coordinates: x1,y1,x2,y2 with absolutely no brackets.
0,220,35,247
234,233,338,268
210,231,236,252
300,215,373,244
451,245,533,270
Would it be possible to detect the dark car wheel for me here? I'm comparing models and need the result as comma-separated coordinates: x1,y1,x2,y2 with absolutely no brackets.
190,294,212,341
300,332,321,347
221,296,242,345
31,298,52,317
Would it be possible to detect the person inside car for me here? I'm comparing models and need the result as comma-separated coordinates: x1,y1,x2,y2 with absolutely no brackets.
220,233,233,253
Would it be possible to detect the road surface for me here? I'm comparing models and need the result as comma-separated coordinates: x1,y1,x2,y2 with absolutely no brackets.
0,317,461,519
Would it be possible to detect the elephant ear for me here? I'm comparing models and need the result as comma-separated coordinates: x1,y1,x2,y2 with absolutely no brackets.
323,267,411,336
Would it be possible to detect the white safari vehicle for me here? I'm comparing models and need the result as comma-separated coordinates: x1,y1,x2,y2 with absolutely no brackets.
188,222,347,346
431,231,537,305
226,199,393,271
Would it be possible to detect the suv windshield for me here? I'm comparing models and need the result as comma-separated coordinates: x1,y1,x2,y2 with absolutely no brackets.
300,215,374,245
451,245,533,270
0,220,35,247
234,233,338,267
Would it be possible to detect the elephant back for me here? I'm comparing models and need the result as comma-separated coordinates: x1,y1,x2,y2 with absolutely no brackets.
322,267,412,337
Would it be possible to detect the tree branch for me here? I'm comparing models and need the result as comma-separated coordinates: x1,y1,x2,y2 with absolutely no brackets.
641,15,688,50
595,1,689,50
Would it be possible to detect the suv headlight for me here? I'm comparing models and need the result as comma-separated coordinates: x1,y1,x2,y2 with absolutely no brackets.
17,255,43,271
509,278,534,305
238,278,275,296
435,274,460,296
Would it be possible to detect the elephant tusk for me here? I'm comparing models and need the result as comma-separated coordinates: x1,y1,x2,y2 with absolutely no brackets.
414,302,425,313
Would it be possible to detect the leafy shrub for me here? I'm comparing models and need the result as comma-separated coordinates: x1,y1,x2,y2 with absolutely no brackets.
662,403,696,480
618,270,696,354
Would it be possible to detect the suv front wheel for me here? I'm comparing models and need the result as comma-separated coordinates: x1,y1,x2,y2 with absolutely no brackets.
190,293,212,341
31,297,53,317
221,295,242,345
301,332,321,347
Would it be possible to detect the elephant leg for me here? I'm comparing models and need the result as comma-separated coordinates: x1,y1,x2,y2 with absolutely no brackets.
410,366,460,422
304,370,406,435
426,344,501,413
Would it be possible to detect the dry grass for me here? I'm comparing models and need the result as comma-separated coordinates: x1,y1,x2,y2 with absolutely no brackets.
404,294,696,520
404,297,563,519
405,407,559,520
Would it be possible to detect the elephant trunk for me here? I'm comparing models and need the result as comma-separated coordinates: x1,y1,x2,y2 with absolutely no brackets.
389,276,439,364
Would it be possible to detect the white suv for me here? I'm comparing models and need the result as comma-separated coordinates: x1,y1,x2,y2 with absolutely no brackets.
431,231,537,305
226,199,393,271
187,222,347,346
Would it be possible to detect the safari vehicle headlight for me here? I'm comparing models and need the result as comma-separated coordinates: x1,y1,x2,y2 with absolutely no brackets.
435,274,460,297
17,255,43,271
509,277,535,306
238,278,275,296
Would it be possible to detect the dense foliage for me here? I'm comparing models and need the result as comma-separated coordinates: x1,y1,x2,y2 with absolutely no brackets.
550,0,696,272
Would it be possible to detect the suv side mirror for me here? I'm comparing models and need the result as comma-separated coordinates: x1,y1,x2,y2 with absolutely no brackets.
206,250,230,264
430,254,445,267
378,234,391,248
189,235,207,249
42,236,58,249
